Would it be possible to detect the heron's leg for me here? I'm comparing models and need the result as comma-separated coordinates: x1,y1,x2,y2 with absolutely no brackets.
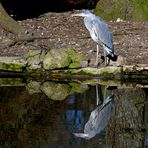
96,44,99,66
103,50,107,65
107,58,110,66
96,84,99,105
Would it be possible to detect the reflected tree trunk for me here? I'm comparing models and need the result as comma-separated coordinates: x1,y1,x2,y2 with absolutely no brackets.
0,2,26,36
106,88,146,148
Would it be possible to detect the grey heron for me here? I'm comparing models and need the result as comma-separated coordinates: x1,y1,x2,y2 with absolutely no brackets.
73,94,113,139
72,10,117,66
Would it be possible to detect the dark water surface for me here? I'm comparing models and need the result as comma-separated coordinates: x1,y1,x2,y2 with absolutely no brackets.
0,78,147,148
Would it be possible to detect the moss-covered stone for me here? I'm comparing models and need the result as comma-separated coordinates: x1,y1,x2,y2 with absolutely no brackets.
25,49,46,70
66,48,88,68
43,49,71,70
66,48,88,62
69,62,81,68
0,57,26,72
41,81,71,101
94,0,148,21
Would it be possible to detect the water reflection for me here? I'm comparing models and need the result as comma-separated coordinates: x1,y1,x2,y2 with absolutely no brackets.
74,87,114,139
0,78,147,148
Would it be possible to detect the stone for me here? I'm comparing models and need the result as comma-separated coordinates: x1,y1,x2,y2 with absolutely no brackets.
0,57,26,72
67,48,88,68
43,49,71,70
110,55,126,66
25,49,46,70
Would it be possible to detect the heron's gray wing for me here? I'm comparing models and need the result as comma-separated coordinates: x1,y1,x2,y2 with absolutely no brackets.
91,19,113,50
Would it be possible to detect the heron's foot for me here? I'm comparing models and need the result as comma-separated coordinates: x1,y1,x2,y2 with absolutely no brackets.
95,63,99,68
101,56,111,66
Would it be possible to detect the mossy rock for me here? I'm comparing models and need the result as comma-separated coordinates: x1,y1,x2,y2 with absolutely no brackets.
69,62,81,68
66,48,88,62
94,0,148,21
43,49,71,70
0,57,26,72
25,49,46,70
67,48,88,68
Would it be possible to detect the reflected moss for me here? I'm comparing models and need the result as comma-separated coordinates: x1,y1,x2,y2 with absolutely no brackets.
41,81,71,101
0,78,24,86
26,81,41,95
69,82,89,94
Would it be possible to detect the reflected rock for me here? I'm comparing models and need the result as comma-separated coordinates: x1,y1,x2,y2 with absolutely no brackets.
41,82,71,101
74,95,113,139
69,82,89,94
43,49,71,70
26,81,41,94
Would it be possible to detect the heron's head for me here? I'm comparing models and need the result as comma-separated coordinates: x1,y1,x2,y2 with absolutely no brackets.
71,10,92,17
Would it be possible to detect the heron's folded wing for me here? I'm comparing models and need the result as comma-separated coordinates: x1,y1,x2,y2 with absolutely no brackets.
91,19,113,50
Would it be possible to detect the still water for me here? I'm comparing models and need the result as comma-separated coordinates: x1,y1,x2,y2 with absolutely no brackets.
0,78,147,148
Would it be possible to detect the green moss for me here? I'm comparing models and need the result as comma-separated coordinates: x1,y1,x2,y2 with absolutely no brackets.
43,49,71,70
69,62,81,68
66,48,87,62
0,62,25,71
94,0,148,21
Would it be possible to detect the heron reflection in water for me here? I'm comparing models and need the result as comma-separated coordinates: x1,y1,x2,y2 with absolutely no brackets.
72,10,117,66
73,86,114,139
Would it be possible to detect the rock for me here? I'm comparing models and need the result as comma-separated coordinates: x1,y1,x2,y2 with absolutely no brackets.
80,61,89,68
67,48,87,62
0,56,26,72
25,49,46,70
67,48,88,68
43,49,71,70
41,81,71,101
110,55,126,66
116,18,124,22
95,0,147,21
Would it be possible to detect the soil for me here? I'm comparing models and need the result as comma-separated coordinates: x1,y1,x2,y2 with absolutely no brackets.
0,11,148,66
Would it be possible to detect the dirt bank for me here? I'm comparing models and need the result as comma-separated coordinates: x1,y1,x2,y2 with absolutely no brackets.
0,11,147,66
